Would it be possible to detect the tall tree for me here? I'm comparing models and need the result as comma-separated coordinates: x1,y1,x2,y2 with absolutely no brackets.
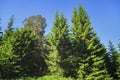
0,17,14,78
0,18,3,39
23,15,47,58
116,55,120,79
11,27,47,77
46,12,70,76
5,15,14,36
0,18,3,78
116,41,120,79
106,41,118,79
23,15,46,37
0,28,15,78
0,27,47,78
71,5,111,79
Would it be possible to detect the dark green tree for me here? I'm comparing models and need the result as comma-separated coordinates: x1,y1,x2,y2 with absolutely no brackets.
0,29,15,78
0,18,3,39
0,18,3,78
46,12,70,76
0,17,14,78
116,41,120,79
5,15,14,36
11,27,47,77
0,27,47,78
106,41,118,79
23,15,47,60
71,5,111,79
116,55,120,79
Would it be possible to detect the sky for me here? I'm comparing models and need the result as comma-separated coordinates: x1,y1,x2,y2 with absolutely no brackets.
0,0,120,49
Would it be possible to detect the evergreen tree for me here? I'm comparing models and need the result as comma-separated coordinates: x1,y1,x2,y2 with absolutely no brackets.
5,15,14,36
116,41,120,79
11,27,47,77
0,17,14,78
0,27,47,78
71,5,111,79
23,15,47,59
0,29,15,78
116,55,120,79
0,18,3,78
106,41,118,79
23,15,48,76
46,12,70,76
0,18,3,39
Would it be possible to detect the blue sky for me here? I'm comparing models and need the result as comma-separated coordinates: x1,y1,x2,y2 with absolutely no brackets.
0,0,120,48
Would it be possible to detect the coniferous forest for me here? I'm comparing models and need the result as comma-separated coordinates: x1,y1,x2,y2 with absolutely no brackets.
0,5,120,80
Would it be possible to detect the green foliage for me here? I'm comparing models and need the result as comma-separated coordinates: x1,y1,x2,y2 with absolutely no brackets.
0,27,47,78
0,27,14,78
23,15,46,37
38,75,74,80
71,5,111,79
2,75,74,80
23,15,47,64
46,12,70,76
0,19,3,78
116,54,120,79
0,5,119,80
7,15,14,30
116,42,120,79
4,77,35,80
105,41,118,79
5,15,14,37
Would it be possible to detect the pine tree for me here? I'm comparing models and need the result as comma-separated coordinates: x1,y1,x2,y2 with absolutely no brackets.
46,12,69,76
5,15,14,36
71,5,111,79
116,55,120,79
0,27,47,78
116,41,120,79
0,18,3,78
0,16,15,78
11,27,47,77
106,41,118,79
0,29,15,78
0,18,3,38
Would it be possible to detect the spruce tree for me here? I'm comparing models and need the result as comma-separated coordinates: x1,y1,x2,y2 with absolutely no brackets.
0,18,3,78
5,15,14,36
0,18,3,39
0,29,15,78
0,27,47,78
116,41,120,79
46,12,69,76
71,5,111,79
11,27,47,77
116,55,120,79
106,41,118,79
0,16,15,78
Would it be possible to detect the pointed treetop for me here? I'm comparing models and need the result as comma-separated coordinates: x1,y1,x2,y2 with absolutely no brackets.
108,40,117,53
0,18,1,30
8,15,14,29
55,10,59,20
72,8,78,23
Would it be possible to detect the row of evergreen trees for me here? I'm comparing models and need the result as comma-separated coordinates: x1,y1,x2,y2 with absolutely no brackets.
0,5,120,80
